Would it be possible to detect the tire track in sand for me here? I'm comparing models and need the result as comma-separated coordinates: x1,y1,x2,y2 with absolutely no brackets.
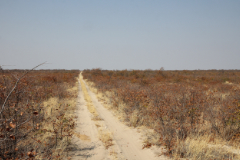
70,73,169,160
69,75,107,160
83,77,169,160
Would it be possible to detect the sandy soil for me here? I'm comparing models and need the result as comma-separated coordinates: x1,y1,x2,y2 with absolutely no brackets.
70,77,169,160
68,79,107,159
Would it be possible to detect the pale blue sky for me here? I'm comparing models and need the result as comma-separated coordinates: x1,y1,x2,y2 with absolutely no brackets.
1,0,240,70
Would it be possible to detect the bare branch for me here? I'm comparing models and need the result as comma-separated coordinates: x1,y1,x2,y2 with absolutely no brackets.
0,62,46,115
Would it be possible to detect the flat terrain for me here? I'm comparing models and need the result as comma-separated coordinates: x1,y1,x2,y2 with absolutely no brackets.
70,75,168,160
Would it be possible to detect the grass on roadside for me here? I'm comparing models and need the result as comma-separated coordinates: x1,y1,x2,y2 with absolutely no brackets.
172,134,240,159
33,81,78,159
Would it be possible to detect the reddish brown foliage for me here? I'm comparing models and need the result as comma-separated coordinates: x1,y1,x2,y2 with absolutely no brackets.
83,69,240,156
0,69,79,159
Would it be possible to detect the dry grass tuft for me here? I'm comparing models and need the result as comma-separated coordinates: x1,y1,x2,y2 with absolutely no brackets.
73,132,91,141
109,148,118,159
129,109,144,127
140,126,162,146
92,115,103,121
35,84,78,159
173,134,240,160
98,129,113,149
95,123,101,128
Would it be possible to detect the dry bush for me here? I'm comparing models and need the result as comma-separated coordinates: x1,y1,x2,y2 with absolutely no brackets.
82,69,240,159
0,68,79,159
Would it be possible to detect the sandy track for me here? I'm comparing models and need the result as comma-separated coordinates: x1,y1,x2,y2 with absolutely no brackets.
84,81,168,160
69,80,107,160
70,76,168,160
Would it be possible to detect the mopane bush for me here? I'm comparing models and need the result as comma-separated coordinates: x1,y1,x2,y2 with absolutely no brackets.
83,69,240,156
0,68,79,159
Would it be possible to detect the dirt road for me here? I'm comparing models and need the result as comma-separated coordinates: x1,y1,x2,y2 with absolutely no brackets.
70,75,168,160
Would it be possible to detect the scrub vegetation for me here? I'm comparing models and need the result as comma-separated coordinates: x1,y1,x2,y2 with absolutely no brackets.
0,68,79,159
82,69,240,159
